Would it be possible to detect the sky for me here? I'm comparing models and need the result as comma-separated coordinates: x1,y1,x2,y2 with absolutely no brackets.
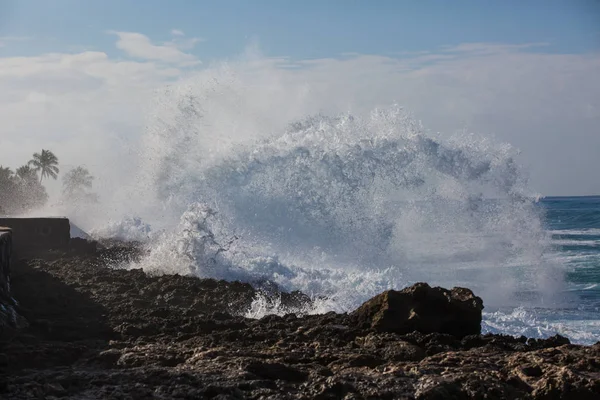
0,0,599,196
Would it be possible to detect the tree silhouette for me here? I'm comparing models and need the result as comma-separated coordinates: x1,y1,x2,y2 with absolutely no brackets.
29,149,59,182
0,166,13,182
0,165,48,214
15,165,38,182
63,166,97,204
15,164,48,210
0,166,15,213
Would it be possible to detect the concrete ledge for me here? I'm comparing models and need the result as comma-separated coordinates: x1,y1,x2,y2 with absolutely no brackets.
0,217,70,258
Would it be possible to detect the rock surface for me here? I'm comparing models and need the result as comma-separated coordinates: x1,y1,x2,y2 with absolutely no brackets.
0,244,598,399
351,283,484,337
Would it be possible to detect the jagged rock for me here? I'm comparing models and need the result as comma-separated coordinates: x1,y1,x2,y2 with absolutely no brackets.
355,332,427,361
526,334,571,349
351,282,484,337
69,237,97,255
245,361,309,382
2,249,599,399
507,347,600,400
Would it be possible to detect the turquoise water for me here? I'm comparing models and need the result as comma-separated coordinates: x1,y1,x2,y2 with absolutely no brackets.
482,196,600,344
543,196,600,303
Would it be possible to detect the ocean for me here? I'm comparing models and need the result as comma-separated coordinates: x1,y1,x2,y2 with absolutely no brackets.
481,196,600,345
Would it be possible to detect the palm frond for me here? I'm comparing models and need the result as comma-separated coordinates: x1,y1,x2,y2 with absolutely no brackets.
30,149,59,182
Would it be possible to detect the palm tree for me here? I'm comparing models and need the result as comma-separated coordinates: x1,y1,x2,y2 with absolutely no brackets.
14,164,48,211
63,166,94,196
15,165,38,182
29,149,59,183
0,166,16,213
0,166,13,182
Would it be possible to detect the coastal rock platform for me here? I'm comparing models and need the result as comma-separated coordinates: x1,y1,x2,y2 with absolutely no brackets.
0,244,598,399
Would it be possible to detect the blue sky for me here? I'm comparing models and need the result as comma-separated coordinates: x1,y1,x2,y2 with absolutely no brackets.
0,0,599,196
1,0,599,59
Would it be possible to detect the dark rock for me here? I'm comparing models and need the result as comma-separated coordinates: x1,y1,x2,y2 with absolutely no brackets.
351,282,484,337
415,377,468,400
245,361,308,382
527,334,571,349
520,364,543,377
69,237,98,255
333,354,384,368
314,379,355,400
93,348,122,367
356,332,426,361
1,248,598,399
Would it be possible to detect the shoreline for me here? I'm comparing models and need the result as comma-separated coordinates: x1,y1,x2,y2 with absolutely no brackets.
1,243,599,399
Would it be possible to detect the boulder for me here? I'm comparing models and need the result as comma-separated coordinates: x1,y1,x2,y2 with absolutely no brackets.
351,282,483,337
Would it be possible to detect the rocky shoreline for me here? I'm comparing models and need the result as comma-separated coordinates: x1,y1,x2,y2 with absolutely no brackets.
0,243,599,399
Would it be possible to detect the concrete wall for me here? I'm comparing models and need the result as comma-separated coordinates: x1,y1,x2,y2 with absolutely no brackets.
0,227,11,296
0,217,70,258
1,226,26,341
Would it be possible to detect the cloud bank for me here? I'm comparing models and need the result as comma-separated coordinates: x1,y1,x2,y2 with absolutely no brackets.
0,32,598,197
110,31,202,65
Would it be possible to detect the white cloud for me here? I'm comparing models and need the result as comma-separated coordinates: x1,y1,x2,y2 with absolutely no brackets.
0,37,598,197
171,29,185,36
110,31,201,65
282,45,600,195
0,44,183,200
440,42,550,55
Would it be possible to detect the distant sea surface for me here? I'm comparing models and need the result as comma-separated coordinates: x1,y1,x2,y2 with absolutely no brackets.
483,196,600,344
543,196,600,299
